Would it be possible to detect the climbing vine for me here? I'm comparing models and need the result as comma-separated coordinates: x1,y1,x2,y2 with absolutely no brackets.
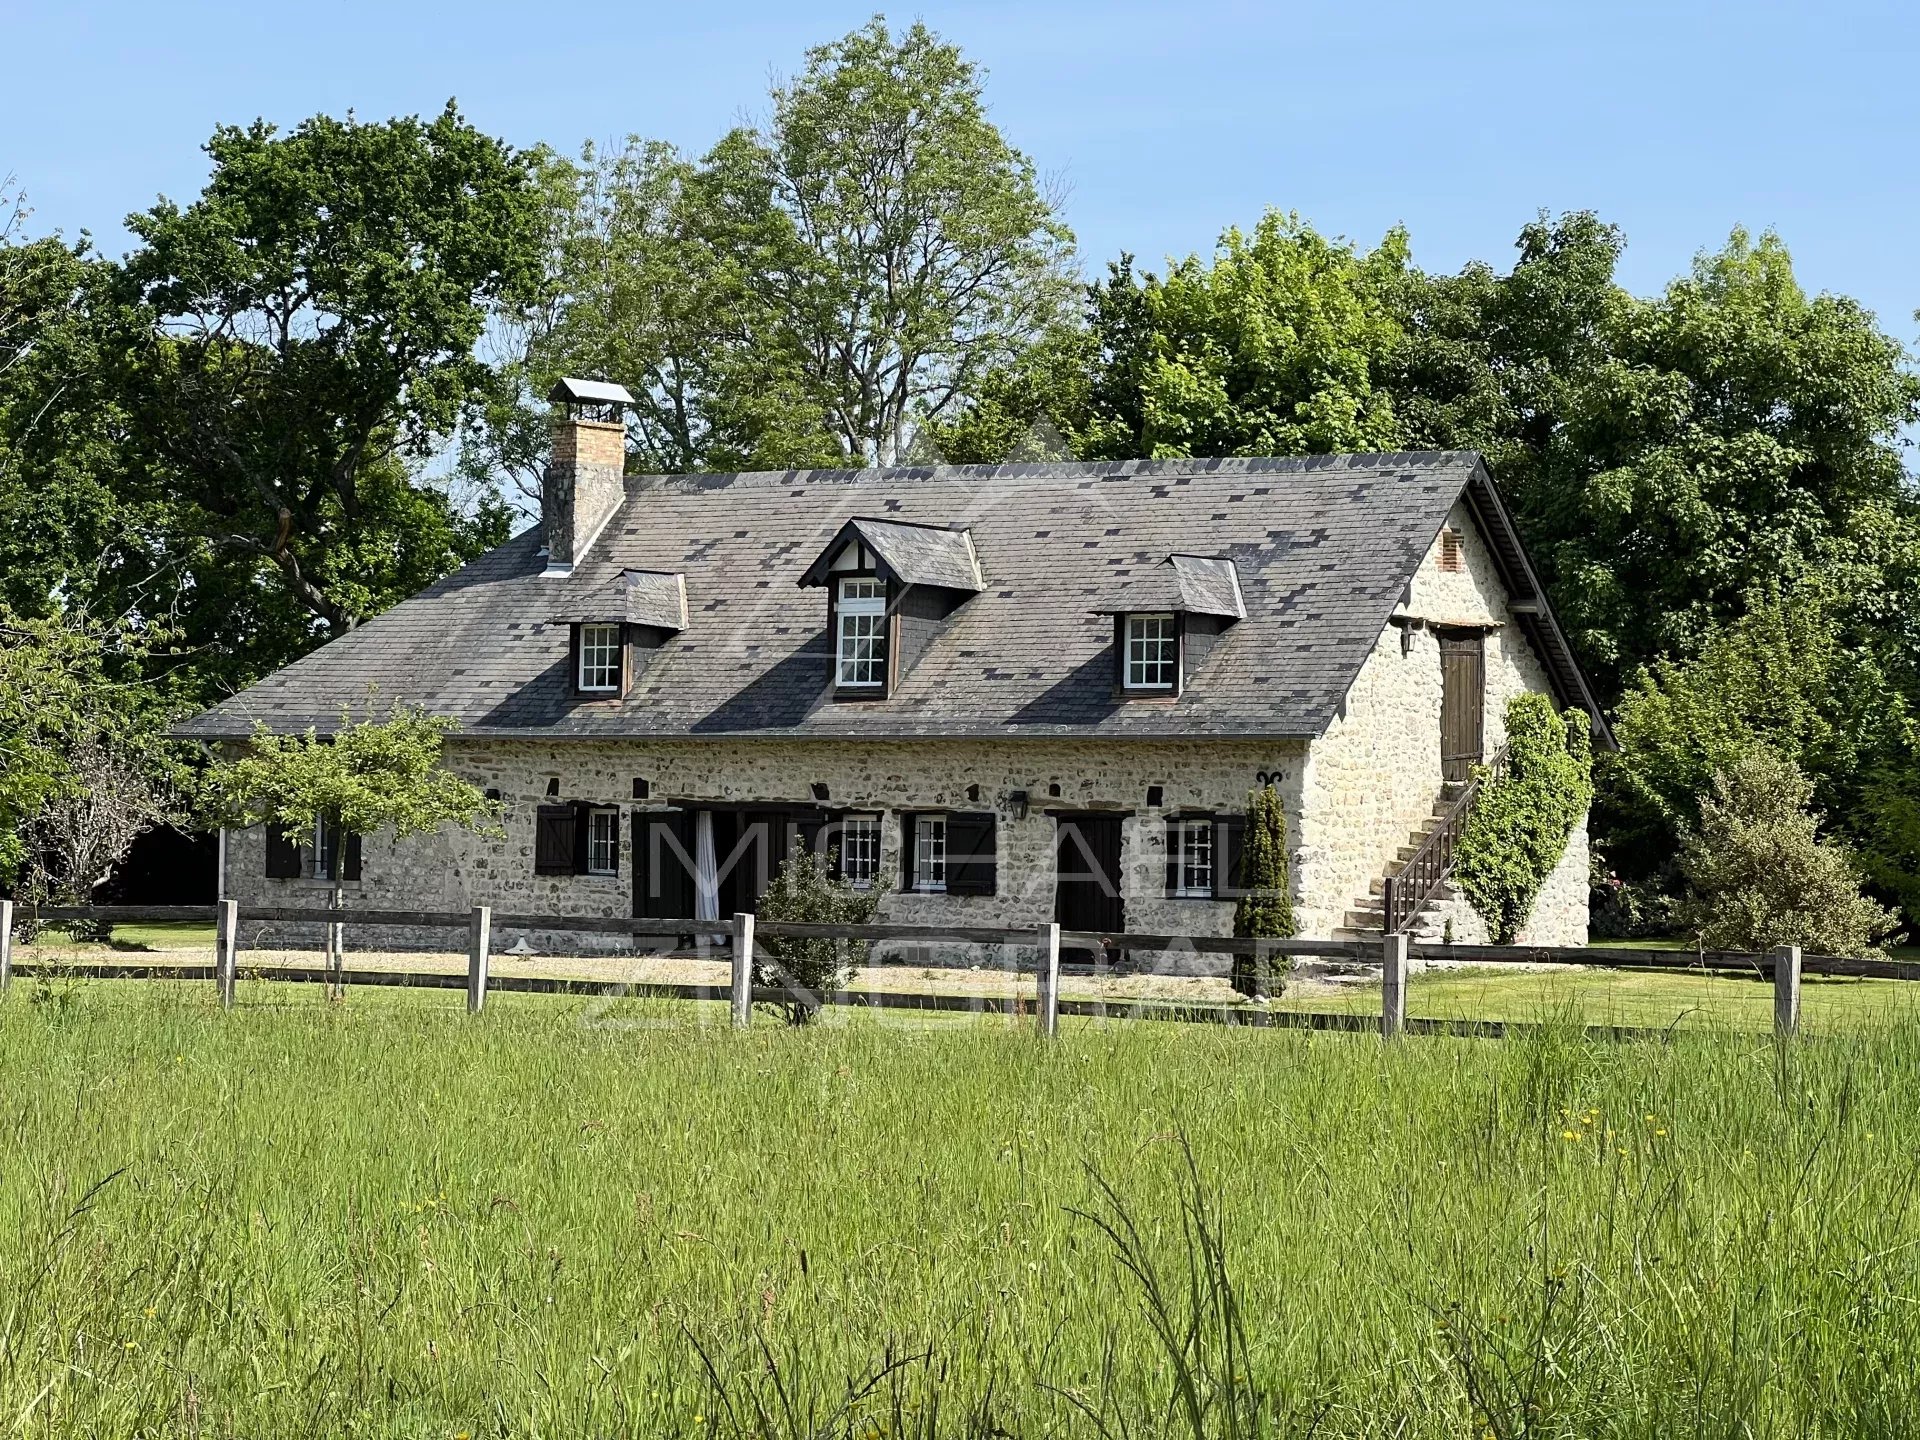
1453,693,1594,944
1232,784,1296,997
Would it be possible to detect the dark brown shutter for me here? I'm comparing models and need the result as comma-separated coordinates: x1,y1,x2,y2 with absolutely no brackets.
535,804,577,874
1218,815,1247,900
265,825,302,878
1113,613,1127,690
1164,818,1183,897
571,802,592,875
900,813,918,890
567,623,583,696
342,832,363,882
634,811,694,919
946,812,997,896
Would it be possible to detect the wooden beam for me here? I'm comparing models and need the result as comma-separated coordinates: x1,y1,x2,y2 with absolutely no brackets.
1773,943,1802,1038
467,907,492,1015
1036,923,1061,1038
731,912,754,1029
214,899,237,1009
1382,932,1410,1039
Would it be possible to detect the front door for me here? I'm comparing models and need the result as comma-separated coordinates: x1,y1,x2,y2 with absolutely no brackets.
1054,814,1125,952
1439,629,1486,782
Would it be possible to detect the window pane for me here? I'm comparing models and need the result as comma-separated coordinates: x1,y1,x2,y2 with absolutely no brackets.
580,624,622,690
1179,820,1213,897
837,590,887,687
587,808,619,875
1125,614,1176,689
914,815,946,891
839,815,881,888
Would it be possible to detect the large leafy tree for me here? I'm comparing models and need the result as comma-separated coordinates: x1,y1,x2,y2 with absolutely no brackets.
505,18,1077,475
106,102,543,681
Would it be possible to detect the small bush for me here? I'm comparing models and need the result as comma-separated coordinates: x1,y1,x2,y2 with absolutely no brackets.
752,848,884,1023
1455,694,1594,944
1678,746,1896,956
1231,785,1295,998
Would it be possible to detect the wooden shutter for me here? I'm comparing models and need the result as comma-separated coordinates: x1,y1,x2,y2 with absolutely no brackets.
1164,818,1184,897
571,802,593,876
634,811,694,919
900,813,918,890
1217,815,1247,900
264,825,302,879
567,623,583,695
342,832,363,882
534,804,577,874
946,812,997,896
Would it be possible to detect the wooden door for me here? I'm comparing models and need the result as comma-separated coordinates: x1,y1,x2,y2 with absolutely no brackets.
1054,815,1125,948
1439,630,1485,782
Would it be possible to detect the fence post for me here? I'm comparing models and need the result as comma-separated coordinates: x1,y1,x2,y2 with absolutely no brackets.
215,899,238,1009
730,912,754,1029
1036,923,1061,1038
1381,931,1410,1039
466,906,492,1015
0,899,12,996
1772,943,1803,1038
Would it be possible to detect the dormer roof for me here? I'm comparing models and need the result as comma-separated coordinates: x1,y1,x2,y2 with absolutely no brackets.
1092,554,1245,621
797,517,984,593
550,568,688,630
547,376,637,407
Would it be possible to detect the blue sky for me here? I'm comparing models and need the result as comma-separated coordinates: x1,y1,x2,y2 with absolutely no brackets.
5,0,1917,343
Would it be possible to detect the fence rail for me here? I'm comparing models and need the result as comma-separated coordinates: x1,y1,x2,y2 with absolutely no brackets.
0,902,1902,1040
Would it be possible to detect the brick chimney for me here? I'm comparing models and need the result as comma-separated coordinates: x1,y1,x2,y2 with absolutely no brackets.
543,377,634,574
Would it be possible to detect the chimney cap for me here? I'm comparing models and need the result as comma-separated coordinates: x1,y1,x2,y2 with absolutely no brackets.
548,376,636,407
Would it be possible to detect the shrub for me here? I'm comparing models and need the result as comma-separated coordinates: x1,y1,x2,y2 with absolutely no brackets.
1677,746,1896,956
1455,694,1595,944
752,847,883,1024
1231,785,1295,998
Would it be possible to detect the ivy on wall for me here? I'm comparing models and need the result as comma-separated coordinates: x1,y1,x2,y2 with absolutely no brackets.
1232,785,1296,997
1454,694,1595,944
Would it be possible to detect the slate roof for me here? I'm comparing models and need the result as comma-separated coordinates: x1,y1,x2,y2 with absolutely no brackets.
176,453,1611,744
1093,554,1246,620
551,569,688,629
798,517,985,592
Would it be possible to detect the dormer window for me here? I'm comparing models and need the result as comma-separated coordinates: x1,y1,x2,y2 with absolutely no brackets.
799,516,985,701
1123,613,1178,690
836,577,888,687
577,623,622,692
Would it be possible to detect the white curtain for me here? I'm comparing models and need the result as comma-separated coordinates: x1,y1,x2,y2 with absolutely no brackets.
694,809,720,922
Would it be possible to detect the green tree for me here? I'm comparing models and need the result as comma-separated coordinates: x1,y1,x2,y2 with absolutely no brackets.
1454,694,1595,944
513,19,1077,474
105,103,541,674
203,708,500,980
1677,746,1896,957
0,608,184,898
751,846,883,1024
1605,579,1920,912
1231,785,1295,999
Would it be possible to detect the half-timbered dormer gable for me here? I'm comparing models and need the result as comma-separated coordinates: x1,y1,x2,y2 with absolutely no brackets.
797,518,985,700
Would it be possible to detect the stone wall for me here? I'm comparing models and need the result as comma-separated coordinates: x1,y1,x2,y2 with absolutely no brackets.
543,417,626,568
1294,499,1586,942
225,735,1307,961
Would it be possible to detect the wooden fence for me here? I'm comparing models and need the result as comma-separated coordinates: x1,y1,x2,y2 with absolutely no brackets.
0,899,1913,1040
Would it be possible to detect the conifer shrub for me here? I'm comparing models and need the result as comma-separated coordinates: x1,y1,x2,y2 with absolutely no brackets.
1231,785,1295,997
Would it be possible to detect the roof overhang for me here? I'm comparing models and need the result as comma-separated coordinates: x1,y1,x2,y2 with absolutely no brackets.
1457,460,1617,751
1091,553,1246,621
797,516,985,592
550,568,688,630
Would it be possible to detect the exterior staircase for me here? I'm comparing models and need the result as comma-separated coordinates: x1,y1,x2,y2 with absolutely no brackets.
1331,790,1464,942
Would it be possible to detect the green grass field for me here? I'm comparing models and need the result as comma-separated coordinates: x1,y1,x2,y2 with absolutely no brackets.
7,979,1920,1438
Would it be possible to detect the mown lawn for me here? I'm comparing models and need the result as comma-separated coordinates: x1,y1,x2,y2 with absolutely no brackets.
6,980,1920,1437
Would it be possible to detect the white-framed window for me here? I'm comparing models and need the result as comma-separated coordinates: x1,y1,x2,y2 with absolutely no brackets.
586,806,621,876
578,623,622,692
1174,818,1214,898
836,814,882,889
836,577,887,688
1124,613,1177,690
912,814,947,892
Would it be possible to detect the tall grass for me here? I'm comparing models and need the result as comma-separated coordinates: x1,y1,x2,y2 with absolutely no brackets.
4,983,1920,1436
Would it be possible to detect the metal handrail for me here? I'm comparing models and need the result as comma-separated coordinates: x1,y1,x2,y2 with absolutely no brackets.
1381,745,1508,934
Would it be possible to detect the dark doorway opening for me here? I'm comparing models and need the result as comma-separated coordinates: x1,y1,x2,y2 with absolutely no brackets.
1053,813,1125,960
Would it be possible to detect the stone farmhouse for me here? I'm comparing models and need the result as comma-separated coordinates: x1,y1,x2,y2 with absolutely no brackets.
178,379,1612,955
